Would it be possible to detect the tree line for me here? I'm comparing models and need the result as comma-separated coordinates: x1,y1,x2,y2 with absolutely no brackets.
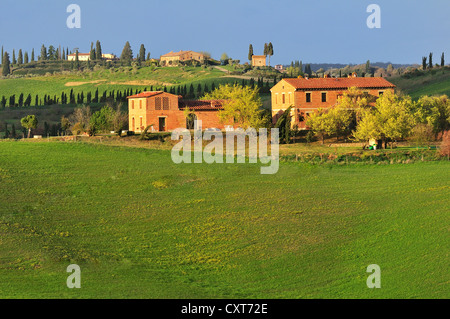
304,88,450,148
0,78,275,109
422,52,445,70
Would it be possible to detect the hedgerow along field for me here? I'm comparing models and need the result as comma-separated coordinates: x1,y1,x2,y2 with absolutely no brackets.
0,141,448,298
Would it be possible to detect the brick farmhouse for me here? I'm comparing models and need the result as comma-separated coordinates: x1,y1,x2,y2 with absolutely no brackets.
270,75,396,129
127,92,231,132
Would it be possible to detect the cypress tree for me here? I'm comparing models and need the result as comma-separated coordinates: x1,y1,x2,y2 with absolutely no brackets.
31,48,35,62
139,44,146,62
429,52,433,69
18,93,24,107
9,94,15,107
248,44,253,62
75,50,80,69
2,52,11,76
18,49,23,65
35,95,39,106
11,124,16,138
441,52,445,67
1,46,3,64
422,56,427,70
12,49,16,64
25,94,31,107
40,45,47,61
267,42,274,66
90,42,96,61
120,41,133,65
24,52,29,64
96,40,102,60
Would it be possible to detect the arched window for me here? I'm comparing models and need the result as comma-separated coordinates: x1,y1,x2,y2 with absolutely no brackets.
132,117,135,131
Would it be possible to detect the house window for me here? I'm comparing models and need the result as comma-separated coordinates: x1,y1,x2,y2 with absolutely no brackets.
139,100,142,109
132,117,135,130
155,97,162,110
131,100,134,109
379,91,384,96
140,117,143,128
322,92,327,102
282,94,285,104
306,92,311,103
163,97,170,110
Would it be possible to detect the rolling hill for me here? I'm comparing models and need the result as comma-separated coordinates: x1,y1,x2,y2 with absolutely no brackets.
388,67,450,99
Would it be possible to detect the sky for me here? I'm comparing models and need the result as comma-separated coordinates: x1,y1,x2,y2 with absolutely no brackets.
0,0,449,65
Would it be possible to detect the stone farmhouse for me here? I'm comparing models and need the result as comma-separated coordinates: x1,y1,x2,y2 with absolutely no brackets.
270,75,396,129
67,53,117,61
160,50,206,66
251,55,266,67
127,92,231,132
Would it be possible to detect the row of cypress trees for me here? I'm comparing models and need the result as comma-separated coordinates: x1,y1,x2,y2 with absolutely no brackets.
0,78,276,108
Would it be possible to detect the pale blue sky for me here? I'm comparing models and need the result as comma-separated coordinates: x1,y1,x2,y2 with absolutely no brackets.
0,0,449,65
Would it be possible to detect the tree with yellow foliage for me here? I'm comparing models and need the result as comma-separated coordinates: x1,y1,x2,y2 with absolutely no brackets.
202,84,265,129
353,91,415,148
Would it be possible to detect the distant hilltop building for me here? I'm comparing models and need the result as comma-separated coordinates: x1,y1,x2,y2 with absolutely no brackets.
275,64,284,72
270,75,396,129
251,55,266,67
67,53,117,61
160,50,206,66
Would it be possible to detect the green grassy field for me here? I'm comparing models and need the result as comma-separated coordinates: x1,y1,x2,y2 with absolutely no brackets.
0,141,448,298
0,65,241,100
388,67,450,99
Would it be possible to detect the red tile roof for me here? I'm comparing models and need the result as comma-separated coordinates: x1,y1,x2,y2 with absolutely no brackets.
179,100,225,110
127,91,165,99
281,77,396,90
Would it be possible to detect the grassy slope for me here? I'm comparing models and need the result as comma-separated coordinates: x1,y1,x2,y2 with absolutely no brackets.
388,67,450,99
0,66,241,99
0,141,448,298
0,66,247,129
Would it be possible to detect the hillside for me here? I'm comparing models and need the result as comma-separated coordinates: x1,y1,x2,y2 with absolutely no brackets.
388,67,450,99
0,64,243,101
